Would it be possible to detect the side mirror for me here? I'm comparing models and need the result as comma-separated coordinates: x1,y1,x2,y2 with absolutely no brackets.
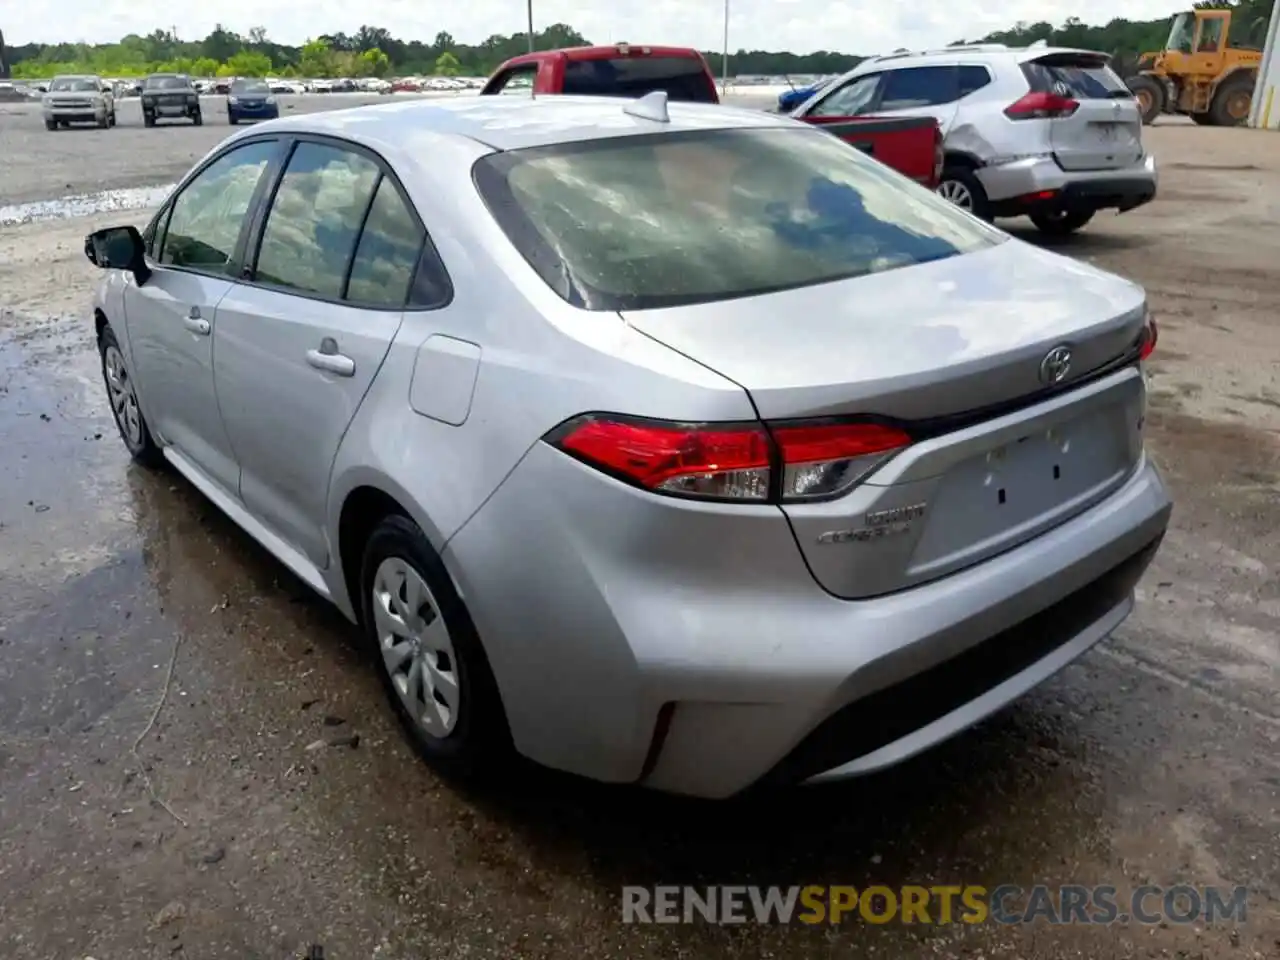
85,225,151,285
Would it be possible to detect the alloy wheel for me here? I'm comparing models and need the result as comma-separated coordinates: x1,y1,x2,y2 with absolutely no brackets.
937,179,974,210
103,344,143,448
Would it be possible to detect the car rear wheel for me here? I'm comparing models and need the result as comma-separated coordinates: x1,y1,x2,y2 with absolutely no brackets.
1029,209,1095,237
359,514,512,778
936,166,992,221
99,324,162,467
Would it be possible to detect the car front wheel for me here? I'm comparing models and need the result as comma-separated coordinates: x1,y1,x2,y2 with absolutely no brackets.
359,514,511,779
99,324,162,467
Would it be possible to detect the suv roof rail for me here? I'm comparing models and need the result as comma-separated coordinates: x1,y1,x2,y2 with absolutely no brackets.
868,42,1010,63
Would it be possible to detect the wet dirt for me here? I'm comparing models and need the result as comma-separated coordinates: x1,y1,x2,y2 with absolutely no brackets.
1,121,1278,959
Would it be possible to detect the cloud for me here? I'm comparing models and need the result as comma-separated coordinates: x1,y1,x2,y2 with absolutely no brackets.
9,0,1187,54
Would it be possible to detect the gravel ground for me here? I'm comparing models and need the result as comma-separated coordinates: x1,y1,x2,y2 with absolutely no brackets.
0,99,1277,960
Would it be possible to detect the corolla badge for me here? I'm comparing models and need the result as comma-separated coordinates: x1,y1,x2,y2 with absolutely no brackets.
1039,345,1073,385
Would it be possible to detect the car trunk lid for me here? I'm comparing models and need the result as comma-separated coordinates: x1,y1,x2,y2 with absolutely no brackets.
1021,51,1145,172
620,240,1149,598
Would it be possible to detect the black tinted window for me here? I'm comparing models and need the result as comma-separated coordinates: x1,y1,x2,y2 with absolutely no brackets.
254,142,380,298
957,66,992,97
1022,59,1130,99
146,76,191,90
345,178,425,307
879,66,957,108
475,127,1001,311
160,141,276,272
562,57,716,103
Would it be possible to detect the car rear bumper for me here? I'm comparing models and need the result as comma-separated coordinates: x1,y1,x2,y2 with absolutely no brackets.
445,438,1171,799
979,153,1158,215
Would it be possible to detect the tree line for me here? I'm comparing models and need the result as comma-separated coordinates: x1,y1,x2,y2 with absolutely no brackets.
2,2,1273,82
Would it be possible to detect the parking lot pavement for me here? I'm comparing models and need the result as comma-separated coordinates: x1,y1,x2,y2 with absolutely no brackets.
0,113,1277,959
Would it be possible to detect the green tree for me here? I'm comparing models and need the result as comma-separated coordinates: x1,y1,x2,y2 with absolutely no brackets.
299,37,334,77
434,51,461,76
358,48,391,77
226,49,273,76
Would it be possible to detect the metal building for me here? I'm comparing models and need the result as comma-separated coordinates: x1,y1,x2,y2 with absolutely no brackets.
1249,0,1280,128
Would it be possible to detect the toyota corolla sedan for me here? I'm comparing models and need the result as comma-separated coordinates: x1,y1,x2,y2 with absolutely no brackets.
85,93,1170,799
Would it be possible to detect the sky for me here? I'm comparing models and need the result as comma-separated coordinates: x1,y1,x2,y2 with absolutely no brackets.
8,0,1190,55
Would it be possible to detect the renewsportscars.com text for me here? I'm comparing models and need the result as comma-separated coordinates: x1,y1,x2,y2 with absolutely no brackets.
621,884,1249,926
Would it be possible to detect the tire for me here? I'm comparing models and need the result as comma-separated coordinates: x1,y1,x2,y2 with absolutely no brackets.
108,109,117,127
1209,74,1254,127
359,514,512,779
192,109,203,126
1126,74,1165,125
1030,209,1096,237
98,324,163,467
936,165,992,221
97,113,109,129
228,114,238,125
44,118,56,131
143,112,155,128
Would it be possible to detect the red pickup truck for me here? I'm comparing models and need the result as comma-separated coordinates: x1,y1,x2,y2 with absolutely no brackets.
480,44,941,187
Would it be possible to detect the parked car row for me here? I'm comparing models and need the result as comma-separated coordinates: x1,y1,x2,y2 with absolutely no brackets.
39,72,283,128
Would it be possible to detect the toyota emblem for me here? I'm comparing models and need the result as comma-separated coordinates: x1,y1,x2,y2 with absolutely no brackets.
1039,345,1073,385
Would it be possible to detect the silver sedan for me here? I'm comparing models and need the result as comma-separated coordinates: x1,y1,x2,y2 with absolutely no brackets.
85,92,1171,799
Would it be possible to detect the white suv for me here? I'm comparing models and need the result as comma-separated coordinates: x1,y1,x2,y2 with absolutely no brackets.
42,74,117,130
790,44,1157,236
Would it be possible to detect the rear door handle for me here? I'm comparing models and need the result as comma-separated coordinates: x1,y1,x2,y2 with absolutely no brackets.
306,340,355,377
183,306,210,335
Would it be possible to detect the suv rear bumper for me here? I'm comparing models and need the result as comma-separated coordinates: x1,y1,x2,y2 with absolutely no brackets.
979,153,1157,216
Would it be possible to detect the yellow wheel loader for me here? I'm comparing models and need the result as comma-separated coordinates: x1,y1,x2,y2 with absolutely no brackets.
1124,8,1262,126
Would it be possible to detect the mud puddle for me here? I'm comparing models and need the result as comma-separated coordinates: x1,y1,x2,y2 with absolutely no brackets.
0,185,174,227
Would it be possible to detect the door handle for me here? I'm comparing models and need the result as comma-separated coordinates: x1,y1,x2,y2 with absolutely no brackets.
183,306,210,335
306,339,355,377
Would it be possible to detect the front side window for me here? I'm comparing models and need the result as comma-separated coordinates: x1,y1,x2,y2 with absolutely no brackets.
159,140,277,272
1196,16,1225,52
475,126,1003,312
493,68,536,95
253,142,380,298
345,178,426,307
808,74,881,118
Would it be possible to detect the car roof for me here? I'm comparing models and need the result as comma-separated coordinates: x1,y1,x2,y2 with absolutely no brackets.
256,94,796,152
497,44,704,69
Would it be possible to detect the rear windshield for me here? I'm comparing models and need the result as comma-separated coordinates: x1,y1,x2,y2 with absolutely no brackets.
145,76,191,90
49,78,99,92
1022,57,1131,99
561,56,717,103
473,126,1002,311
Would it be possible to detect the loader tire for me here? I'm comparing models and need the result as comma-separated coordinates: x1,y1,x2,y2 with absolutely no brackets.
1126,75,1166,125
1209,74,1254,127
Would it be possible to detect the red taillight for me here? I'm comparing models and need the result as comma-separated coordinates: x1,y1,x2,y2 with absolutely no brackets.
1138,313,1158,361
1005,91,1079,120
545,414,911,503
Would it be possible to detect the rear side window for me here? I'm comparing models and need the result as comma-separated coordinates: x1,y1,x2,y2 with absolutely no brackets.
1021,57,1131,99
561,56,717,103
254,142,380,299
878,66,958,108
345,178,426,307
957,65,992,97
474,127,1002,312
490,67,536,95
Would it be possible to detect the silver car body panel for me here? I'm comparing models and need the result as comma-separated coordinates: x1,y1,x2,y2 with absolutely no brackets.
93,96,1171,798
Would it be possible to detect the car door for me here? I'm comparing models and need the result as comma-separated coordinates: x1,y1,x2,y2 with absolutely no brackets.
212,138,426,567
124,137,282,495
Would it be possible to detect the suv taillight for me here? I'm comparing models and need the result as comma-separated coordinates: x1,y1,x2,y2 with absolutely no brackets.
545,414,911,503
1138,312,1158,361
1005,91,1079,120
